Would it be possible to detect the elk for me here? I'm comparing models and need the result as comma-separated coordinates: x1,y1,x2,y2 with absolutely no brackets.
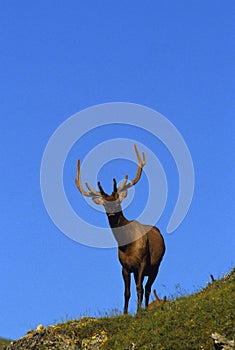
75,145,165,314
147,290,167,310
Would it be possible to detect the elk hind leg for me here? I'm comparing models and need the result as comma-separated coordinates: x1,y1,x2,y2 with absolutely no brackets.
144,268,159,308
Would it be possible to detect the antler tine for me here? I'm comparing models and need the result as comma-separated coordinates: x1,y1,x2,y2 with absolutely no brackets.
98,181,108,197
134,144,146,166
153,289,160,301
75,160,102,197
117,144,146,192
85,182,103,197
113,178,118,193
117,174,128,192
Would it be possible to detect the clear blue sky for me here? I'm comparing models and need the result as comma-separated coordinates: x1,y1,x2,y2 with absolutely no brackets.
0,1,234,340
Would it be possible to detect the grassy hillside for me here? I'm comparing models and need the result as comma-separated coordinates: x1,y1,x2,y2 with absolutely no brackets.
4,268,235,349
0,338,11,349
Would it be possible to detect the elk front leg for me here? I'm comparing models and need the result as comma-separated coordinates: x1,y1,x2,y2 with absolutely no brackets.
122,267,131,314
134,265,145,312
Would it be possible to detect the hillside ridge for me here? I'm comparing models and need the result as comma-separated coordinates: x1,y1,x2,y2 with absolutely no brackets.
3,268,235,350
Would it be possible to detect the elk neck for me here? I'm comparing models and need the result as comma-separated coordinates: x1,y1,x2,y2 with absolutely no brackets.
106,210,130,228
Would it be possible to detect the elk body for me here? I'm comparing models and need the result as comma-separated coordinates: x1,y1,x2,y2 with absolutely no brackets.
75,145,165,314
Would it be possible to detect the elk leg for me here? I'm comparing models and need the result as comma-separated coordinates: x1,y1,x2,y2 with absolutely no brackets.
134,266,145,312
144,268,159,308
122,267,131,314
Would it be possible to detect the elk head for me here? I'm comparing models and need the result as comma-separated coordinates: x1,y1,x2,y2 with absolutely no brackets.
75,145,146,216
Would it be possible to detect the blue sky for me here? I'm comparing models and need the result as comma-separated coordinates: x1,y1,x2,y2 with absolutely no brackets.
0,1,234,340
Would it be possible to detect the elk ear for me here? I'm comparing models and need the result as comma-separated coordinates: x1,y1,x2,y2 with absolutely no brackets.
92,197,105,205
119,190,127,202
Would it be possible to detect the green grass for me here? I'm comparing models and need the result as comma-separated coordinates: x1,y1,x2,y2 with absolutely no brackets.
5,268,235,349
0,338,11,350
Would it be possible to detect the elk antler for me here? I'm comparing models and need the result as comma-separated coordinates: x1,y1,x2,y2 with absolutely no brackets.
75,160,102,197
75,144,146,197
117,144,146,192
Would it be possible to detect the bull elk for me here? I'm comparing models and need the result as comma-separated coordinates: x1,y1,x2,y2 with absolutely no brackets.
147,290,167,310
75,145,165,314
